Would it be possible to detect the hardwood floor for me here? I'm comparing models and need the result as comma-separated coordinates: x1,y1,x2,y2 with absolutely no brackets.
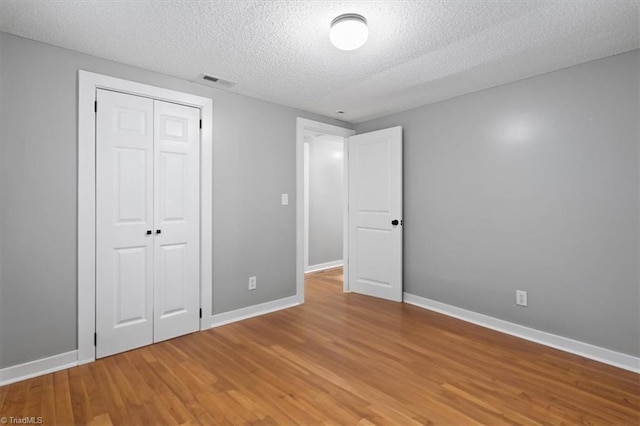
1,267,638,425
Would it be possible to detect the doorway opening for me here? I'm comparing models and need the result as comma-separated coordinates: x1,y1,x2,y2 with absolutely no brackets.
304,132,345,273
303,131,346,297
296,119,403,304
296,119,354,303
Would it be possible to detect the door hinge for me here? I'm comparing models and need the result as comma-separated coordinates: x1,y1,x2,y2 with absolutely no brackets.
199,119,202,129
94,100,97,113
199,308,203,319
94,332,97,346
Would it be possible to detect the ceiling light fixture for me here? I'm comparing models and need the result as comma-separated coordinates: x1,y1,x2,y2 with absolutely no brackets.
330,14,368,51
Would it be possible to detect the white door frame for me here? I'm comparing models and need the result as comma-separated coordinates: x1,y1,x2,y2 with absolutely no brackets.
296,118,354,302
78,71,213,364
303,141,310,272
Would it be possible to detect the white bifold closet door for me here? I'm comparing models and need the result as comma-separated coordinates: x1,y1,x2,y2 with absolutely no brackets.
96,89,200,358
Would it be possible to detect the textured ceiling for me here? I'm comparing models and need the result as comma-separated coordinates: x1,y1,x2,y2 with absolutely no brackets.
1,1,638,123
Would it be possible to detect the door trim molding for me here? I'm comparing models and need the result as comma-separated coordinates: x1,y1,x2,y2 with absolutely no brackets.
296,118,354,303
78,71,213,364
303,142,310,272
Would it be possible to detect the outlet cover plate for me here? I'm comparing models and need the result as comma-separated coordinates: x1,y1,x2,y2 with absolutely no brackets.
516,290,528,307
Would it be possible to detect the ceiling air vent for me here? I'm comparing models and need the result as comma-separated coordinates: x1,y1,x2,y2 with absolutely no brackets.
200,74,236,89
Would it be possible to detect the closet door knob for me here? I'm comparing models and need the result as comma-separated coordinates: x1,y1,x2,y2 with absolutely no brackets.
391,219,399,226
156,229,162,234
146,230,152,235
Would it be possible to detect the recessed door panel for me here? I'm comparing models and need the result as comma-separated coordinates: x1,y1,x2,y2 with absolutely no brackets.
355,228,392,288
159,152,187,222
158,243,188,317
115,107,147,135
115,148,148,223
114,246,149,326
356,141,391,213
160,114,189,142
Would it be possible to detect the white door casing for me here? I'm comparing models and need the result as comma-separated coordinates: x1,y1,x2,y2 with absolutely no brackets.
348,126,403,302
153,100,201,343
96,90,154,358
303,142,310,271
78,71,212,364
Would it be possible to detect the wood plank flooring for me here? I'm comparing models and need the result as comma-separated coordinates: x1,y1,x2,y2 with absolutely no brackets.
1,267,638,424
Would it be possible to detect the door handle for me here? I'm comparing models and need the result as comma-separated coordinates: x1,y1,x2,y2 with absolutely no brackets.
156,229,162,234
391,219,399,226
146,230,152,235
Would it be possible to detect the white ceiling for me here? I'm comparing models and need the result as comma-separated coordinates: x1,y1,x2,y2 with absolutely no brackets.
1,1,638,123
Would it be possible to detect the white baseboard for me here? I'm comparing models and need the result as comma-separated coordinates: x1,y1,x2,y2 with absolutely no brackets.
0,350,78,386
305,260,343,273
5,294,633,388
403,293,639,373
209,295,300,328
1,296,301,386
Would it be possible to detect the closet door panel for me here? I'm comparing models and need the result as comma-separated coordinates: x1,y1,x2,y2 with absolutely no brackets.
153,100,201,342
96,89,154,358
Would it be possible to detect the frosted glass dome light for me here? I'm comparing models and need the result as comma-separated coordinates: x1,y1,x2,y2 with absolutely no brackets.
330,14,368,51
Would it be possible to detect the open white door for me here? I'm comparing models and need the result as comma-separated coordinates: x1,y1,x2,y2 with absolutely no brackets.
348,126,403,302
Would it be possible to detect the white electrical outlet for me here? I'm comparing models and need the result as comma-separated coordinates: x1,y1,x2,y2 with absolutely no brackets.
248,276,257,290
516,290,528,307
281,193,289,205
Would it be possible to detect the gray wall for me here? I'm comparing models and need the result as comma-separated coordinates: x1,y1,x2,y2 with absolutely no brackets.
0,32,349,368
356,50,640,356
308,136,343,266
1,31,637,369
